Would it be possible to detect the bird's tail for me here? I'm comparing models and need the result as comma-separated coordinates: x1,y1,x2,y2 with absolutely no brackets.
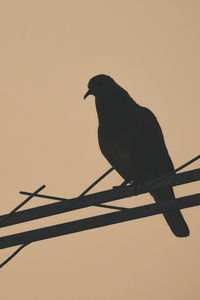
151,187,190,237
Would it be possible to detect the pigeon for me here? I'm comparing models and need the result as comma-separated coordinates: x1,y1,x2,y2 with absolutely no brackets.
84,74,189,237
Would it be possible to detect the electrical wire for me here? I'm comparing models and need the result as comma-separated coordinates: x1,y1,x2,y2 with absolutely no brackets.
0,154,199,269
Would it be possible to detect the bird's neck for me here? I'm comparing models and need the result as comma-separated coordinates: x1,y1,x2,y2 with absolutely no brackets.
95,96,114,123
95,90,138,126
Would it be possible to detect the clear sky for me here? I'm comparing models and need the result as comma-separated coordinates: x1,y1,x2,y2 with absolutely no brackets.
0,1,200,299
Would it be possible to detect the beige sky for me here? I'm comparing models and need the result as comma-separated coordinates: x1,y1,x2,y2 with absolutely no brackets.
0,1,200,299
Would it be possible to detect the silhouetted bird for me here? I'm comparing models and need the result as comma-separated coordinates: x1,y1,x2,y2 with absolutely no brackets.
84,74,189,237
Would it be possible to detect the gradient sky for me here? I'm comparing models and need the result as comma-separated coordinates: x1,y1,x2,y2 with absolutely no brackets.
0,1,200,299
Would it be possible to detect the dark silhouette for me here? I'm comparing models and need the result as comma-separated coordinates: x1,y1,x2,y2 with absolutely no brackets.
84,74,189,237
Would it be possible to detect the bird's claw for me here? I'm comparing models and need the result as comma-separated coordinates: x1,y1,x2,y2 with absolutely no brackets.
112,185,123,190
131,180,145,195
112,179,130,190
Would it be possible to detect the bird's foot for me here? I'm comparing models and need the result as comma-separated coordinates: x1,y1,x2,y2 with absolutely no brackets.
130,180,145,195
112,185,121,190
112,179,131,190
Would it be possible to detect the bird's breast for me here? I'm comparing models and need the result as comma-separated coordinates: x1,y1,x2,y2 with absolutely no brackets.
98,124,139,180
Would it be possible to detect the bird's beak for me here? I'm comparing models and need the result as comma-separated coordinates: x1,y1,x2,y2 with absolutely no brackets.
84,90,91,100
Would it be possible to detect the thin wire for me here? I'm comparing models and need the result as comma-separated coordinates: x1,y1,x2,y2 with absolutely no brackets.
0,154,199,269
0,169,114,269
175,154,200,173
63,168,115,212
79,167,114,197
0,243,30,269
19,168,114,201
0,185,46,226
143,154,200,193
0,185,46,269
20,155,200,204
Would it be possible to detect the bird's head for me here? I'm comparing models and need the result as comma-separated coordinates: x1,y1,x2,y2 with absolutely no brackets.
84,74,116,99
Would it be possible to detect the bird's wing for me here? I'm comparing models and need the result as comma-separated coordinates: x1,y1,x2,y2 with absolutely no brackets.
136,107,174,176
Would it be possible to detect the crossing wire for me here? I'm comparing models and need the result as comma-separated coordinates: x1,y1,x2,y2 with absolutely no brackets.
0,154,199,269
